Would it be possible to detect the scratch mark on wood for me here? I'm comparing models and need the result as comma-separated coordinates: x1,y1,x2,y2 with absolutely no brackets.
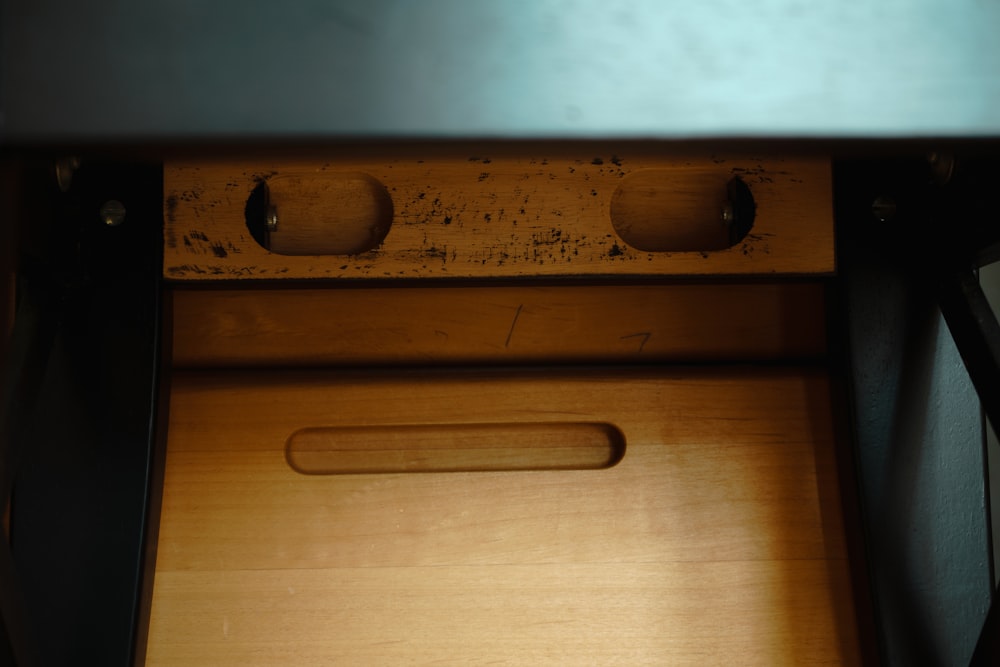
620,332,652,352
505,304,524,349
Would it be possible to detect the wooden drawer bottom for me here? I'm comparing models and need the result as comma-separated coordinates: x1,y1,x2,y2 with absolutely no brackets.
146,367,860,665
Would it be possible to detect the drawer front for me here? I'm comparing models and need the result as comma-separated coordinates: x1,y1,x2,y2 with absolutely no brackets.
164,150,832,281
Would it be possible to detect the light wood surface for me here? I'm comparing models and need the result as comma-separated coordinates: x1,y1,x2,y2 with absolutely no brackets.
164,152,833,280
171,282,826,367
266,172,394,256
610,169,742,251
147,367,860,665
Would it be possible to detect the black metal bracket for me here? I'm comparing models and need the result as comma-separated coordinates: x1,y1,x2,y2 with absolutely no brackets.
835,151,1000,666
0,158,166,666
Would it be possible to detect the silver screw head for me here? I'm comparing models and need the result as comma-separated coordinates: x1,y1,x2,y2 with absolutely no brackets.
871,195,897,222
265,205,279,232
100,200,126,227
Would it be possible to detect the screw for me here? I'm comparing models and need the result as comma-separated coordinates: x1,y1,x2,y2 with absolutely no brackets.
722,203,734,225
265,205,279,232
55,157,80,192
871,195,897,222
100,200,126,227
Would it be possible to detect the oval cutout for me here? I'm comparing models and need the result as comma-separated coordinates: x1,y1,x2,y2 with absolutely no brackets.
245,172,393,255
286,422,625,474
610,171,755,252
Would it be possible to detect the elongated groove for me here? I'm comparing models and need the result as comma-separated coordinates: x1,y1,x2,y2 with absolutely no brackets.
286,422,626,474
246,172,394,256
610,171,755,252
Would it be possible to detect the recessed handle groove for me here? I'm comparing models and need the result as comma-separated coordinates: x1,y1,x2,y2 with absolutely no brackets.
246,172,394,256
610,171,755,252
286,422,625,474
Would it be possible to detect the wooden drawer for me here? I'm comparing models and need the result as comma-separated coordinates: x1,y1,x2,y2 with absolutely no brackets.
147,152,861,664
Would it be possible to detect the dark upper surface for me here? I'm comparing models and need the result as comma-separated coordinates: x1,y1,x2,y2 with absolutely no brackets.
2,0,999,144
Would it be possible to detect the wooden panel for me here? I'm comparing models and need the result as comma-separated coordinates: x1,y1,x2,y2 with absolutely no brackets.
163,151,833,280
146,368,860,665
171,283,827,367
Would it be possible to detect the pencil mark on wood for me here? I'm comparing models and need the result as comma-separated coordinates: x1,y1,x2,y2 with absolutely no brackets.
620,332,652,352
505,304,524,348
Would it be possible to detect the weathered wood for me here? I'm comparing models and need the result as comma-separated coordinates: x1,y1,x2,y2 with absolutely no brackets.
164,152,833,280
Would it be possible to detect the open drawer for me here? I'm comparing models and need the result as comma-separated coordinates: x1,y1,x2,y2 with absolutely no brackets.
137,152,868,664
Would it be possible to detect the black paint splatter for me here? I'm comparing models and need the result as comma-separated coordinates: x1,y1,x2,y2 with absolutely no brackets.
165,195,178,223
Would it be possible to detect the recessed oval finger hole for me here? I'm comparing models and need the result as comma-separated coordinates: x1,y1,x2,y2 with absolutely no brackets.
245,172,393,256
610,171,755,252
286,422,626,475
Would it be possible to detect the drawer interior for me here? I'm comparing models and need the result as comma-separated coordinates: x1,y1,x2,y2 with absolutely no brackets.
147,365,860,665
146,153,863,664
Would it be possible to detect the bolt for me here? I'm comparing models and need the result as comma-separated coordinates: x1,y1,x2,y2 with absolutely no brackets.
55,157,80,192
722,203,734,225
100,200,126,227
266,205,279,232
871,195,897,223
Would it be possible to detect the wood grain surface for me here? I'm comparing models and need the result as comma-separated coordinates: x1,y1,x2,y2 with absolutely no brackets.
171,282,827,368
163,151,832,281
146,367,860,665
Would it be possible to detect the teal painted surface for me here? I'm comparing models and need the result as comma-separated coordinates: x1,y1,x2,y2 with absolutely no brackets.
977,262,1000,587
847,255,993,664
3,0,1000,141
